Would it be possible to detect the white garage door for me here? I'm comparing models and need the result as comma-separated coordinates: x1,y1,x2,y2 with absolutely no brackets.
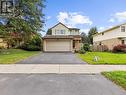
45,40,72,52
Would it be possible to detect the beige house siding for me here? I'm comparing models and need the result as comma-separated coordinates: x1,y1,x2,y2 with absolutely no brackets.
73,37,81,51
94,38,121,50
52,24,70,35
93,28,120,42
51,23,79,35
93,24,126,42
70,30,79,35
74,41,81,51
0,38,7,48
0,38,3,42
93,23,126,51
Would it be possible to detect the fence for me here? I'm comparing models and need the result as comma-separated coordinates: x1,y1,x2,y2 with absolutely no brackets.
92,45,109,52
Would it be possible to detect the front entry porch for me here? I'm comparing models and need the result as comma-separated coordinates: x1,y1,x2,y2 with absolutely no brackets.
73,35,82,52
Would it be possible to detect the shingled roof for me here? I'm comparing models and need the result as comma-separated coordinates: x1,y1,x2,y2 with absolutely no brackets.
43,35,74,39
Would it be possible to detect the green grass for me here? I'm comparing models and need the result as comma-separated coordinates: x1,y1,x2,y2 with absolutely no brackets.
0,49,40,64
102,71,126,90
78,52,126,65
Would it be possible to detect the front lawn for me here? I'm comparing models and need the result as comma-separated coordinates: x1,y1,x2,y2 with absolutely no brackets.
102,71,126,90
78,52,126,65
0,49,40,64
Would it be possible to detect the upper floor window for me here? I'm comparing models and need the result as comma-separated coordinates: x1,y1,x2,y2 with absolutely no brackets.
121,26,125,32
55,29,65,35
121,40,125,44
99,42,102,45
102,33,104,35
60,30,65,34
55,29,59,34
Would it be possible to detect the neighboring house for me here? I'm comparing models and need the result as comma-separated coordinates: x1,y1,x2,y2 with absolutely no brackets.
93,23,126,50
0,37,7,48
43,22,82,52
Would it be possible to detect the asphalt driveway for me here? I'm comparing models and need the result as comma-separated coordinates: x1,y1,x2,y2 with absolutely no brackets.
0,74,125,95
17,53,86,64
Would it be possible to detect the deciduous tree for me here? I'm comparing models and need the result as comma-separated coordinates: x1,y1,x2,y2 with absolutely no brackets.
88,27,98,44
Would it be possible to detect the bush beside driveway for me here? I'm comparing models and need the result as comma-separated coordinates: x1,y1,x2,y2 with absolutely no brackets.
102,71,126,90
78,52,126,65
0,49,40,64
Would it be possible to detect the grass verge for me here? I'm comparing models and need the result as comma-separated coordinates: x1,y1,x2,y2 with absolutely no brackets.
102,71,126,90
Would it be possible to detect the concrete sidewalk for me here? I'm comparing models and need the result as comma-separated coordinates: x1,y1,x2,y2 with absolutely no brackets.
0,64,126,73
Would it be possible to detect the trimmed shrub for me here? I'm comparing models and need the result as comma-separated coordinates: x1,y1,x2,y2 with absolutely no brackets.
78,47,86,54
83,43,90,51
21,44,41,51
112,44,126,53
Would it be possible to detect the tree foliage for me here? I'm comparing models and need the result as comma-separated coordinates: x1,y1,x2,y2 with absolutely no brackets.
46,29,52,35
0,0,45,48
88,27,98,44
20,34,42,51
81,32,89,44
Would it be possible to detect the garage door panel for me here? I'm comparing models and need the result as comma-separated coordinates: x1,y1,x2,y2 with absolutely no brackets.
45,40,72,52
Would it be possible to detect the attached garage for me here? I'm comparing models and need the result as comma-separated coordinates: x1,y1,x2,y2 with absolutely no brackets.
43,36,73,52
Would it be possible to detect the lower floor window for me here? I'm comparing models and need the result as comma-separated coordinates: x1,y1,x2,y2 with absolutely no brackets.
121,40,125,44
99,42,102,45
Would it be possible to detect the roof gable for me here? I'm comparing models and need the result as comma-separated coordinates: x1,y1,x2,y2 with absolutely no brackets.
50,22,69,30
49,22,80,30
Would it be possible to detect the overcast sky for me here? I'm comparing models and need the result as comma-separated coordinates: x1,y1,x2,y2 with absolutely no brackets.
42,0,126,35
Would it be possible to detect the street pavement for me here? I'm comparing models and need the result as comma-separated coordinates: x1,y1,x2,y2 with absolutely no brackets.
0,74,125,95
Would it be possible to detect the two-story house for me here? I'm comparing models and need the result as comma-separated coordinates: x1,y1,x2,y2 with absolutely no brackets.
93,23,126,50
43,22,82,52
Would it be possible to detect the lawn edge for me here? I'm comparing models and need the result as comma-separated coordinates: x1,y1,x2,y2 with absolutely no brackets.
14,51,42,64
77,53,126,65
0,51,41,64
101,71,126,91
